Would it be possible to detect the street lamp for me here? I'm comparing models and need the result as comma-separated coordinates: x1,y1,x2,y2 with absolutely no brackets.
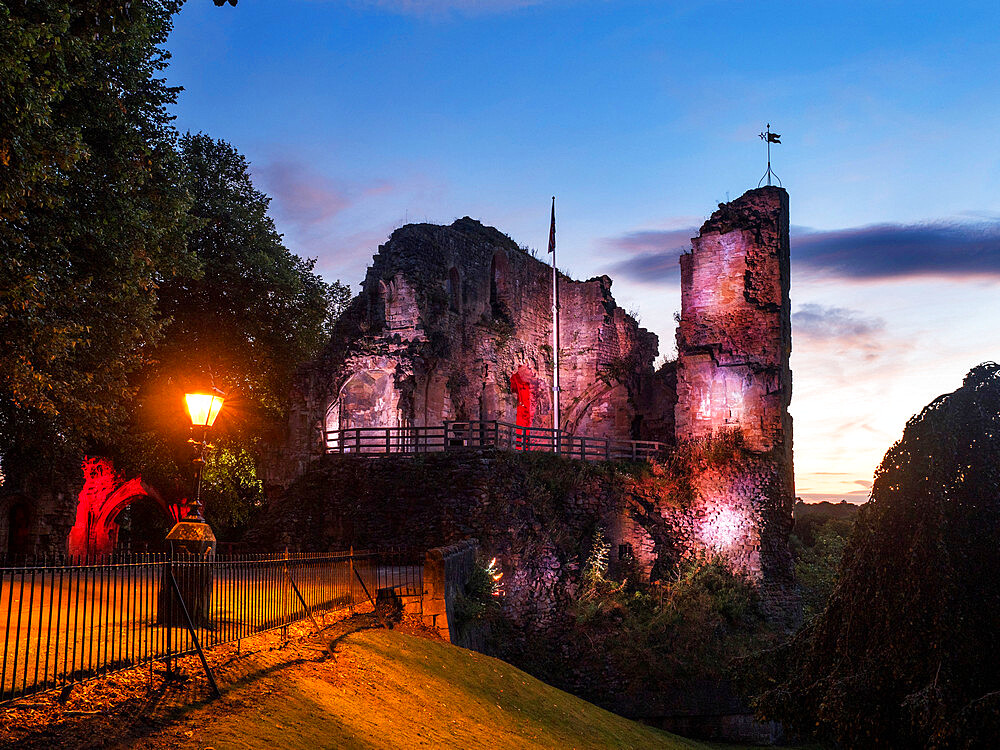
183,388,225,523
160,386,225,627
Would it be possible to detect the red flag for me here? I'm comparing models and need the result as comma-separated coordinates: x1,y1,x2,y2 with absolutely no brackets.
548,197,556,254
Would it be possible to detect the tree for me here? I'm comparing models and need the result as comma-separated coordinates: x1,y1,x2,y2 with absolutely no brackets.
0,1,194,483
757,363,1000,748
122,133,350,539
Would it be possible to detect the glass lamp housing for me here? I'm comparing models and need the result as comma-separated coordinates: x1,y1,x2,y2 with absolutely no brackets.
185,390,225,428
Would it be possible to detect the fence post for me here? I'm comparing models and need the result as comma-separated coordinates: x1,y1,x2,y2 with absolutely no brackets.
443,421,452,450
385,427,391,454
349,546,355,614
282,547,290,638
605,438,611,461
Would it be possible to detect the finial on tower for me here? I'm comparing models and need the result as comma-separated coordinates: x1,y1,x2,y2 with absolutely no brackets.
758,123,782,188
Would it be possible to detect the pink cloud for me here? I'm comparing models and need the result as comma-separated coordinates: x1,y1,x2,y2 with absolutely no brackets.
254,159,354,231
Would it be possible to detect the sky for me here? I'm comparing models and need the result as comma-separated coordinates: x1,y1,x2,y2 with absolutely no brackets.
163,0,1000,503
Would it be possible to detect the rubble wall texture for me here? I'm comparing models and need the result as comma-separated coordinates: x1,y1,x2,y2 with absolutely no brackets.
250,451,697,631
268,218,670,491
673,186,794,589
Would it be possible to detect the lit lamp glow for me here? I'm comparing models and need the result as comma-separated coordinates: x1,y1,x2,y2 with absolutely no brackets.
182,387,226,523
185,390,225,428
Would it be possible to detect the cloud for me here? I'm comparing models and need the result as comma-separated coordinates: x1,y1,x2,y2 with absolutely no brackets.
254,159,354,232
603,227,696,283
793,220,1000,280
792,303,884,341
602,218,1000,284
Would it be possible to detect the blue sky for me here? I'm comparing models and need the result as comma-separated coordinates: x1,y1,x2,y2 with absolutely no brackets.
165,0,1000,501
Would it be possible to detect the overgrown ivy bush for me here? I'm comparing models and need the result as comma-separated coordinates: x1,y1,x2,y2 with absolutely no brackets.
565,528,776,706
452,556,504,638
756,363,1000,748
790,518,853,621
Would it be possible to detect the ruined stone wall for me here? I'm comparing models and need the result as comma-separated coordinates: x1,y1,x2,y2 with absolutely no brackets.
268,217,667,491
0,462,84,559
250,451,697,632
675,186,791,453
421,538,479,645
673,186,794,588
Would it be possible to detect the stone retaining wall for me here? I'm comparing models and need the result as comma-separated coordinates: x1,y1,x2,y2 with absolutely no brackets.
422,538,478,646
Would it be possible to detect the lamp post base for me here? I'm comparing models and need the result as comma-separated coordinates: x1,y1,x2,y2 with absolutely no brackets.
158,521,216,627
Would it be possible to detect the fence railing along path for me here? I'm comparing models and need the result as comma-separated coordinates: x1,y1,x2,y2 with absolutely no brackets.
0,548,422,706
324,420,668,462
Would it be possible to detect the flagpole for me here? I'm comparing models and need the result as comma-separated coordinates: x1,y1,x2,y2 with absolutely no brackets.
549,196,561,452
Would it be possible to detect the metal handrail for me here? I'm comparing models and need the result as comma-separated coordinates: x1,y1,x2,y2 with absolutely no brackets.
323,420,668,462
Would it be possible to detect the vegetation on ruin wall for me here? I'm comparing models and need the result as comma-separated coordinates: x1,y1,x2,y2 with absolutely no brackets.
491,538,782,719
260,436,800,717
755,363,1000,748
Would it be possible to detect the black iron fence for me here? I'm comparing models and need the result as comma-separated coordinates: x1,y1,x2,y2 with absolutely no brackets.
0,549,422,705
325,419,669,462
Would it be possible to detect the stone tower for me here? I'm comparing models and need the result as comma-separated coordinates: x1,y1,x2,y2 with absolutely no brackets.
674,186,795,591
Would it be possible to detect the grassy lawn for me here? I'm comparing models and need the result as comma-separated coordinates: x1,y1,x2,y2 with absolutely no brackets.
161,628,778,750
2,616,803,749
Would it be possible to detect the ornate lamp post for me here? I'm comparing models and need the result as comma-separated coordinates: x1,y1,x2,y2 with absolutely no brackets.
182,389,225,523
160,387,225,627
165,387,225,558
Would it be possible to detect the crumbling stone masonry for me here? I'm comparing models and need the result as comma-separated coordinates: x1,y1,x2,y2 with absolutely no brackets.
674,186,794,590
269,218,672,489
262,187,794,591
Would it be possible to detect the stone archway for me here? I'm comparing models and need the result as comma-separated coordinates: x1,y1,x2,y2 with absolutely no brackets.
563,379,631,440
67,457,173,559
338,370,397,430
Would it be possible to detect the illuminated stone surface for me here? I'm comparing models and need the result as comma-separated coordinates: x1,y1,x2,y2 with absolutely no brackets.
270,217,672,488
675,186,791,453
265,190,795,597
675,187,795,591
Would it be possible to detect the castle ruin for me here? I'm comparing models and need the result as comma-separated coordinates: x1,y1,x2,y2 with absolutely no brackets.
272,217,676,487
1,186,794,593
266,186,793,585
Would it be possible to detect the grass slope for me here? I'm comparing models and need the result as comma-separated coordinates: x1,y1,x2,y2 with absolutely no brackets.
153,628,751,750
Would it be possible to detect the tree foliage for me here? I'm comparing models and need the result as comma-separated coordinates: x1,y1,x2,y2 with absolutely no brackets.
119,133,350,536
0,0,194,479
790,516,853,621
0,3,350,546
148,133,340,425
757,362,1000,748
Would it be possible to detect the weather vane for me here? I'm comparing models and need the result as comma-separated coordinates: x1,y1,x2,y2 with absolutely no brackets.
758,123,781,187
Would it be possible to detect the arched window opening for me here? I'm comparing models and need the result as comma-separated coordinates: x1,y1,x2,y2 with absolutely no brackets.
447,267,461,313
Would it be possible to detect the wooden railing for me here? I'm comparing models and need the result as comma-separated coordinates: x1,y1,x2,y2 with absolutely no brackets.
323,420,668,463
